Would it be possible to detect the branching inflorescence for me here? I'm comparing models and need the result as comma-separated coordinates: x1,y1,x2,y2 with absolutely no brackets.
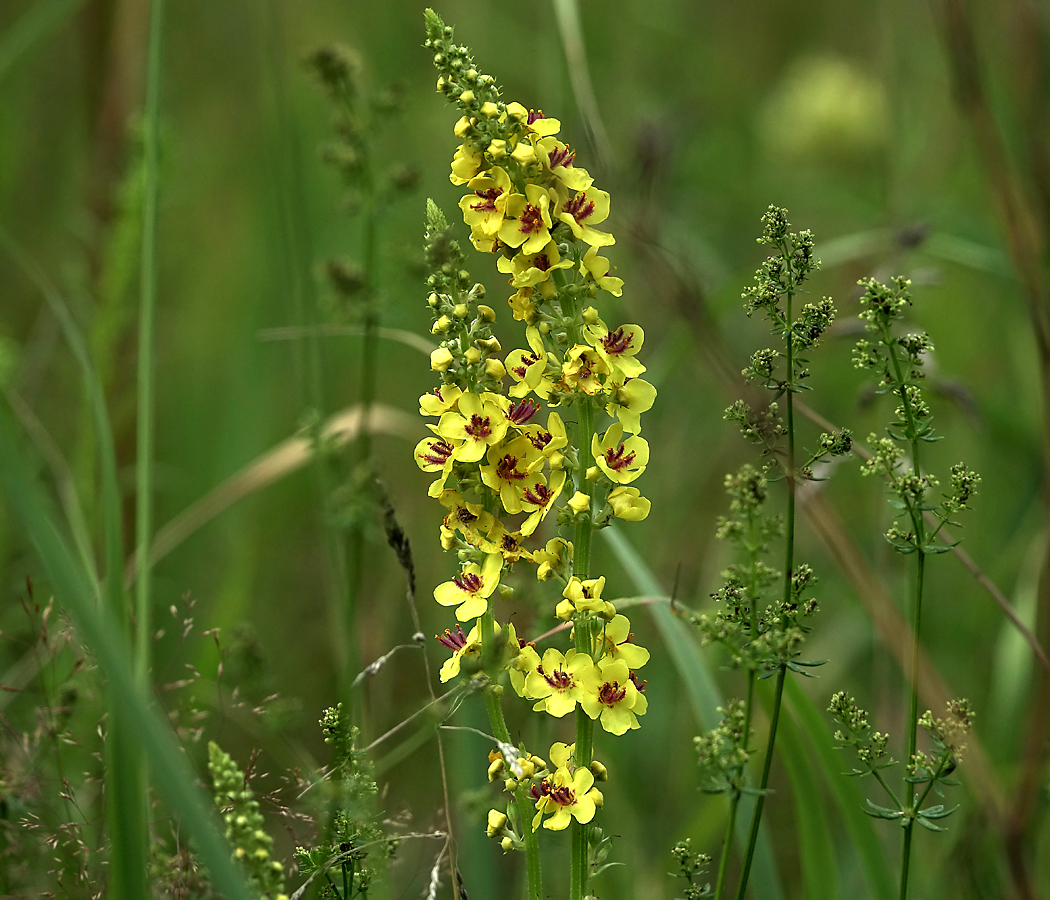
415,10,653,899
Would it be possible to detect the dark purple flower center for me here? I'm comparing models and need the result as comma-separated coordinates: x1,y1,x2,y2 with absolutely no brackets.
597,681,627,705
453,572,483,594
604,443,636,471
601,327,634,356
419,439,454,467
436,624,468,652
565,193,596,224
465,414,493,440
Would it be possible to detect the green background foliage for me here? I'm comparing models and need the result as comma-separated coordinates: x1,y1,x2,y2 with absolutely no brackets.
0,0,1044,897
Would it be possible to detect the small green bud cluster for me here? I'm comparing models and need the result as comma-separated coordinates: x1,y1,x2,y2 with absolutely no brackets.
207,742,287,900
827,692,891,771
723,399,785,448
943,463,981,517
424,10,508,145
743,208,821,325
423,200,504,390
694,700,750,795
670,839,713,900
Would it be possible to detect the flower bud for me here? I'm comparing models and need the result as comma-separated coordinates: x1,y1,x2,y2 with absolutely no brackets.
464,346,482,364
427,292,440,308
589,760,609,781
500,837,515,852
567,491,590,515
431,315,452,334
582,306,600,325
439,525,457,550
454,115,471,138
453,303,470,318
430,347,454,372
488,139,507,160
477,304,496,322
486,809,508,837
549,451,565,469
585,466,601,481
499,585,514,600
459,89,475,104
478,336,502,353
480,101,499,118
487,758,505,781
485,358,507,380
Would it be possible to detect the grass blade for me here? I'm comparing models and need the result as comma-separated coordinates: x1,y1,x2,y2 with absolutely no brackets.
603,525,784,900
0,402,253,900
785,679,896,900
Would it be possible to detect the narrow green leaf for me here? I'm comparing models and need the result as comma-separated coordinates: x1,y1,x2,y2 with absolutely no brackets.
0,405,253,900
603,525,784,900
785,680,895,900
0,0,86,85
776,696,839,900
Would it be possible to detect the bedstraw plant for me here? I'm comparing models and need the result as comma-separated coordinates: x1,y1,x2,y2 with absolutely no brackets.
415,10,654,899
688,209,850,900
831,275,978,900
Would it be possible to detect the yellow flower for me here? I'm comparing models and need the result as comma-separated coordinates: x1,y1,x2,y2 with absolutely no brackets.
498,184,556,256
497,240,574,289
439,490,497,548
434,553,503,621
459,166,513,238
605,377,656,434
556,575,616,621
533,537,572,581
596,614,650,669
450,143,484,185
580,657,647,735
579,246,623,297
531,762,602,831
521,411,568,459
506,326,554,400
585,321,645,379
535,136,593,191
557,186,614,247
606,486,651,522
479,435,544,514
413,435,457,497
520,470,567,536
524,648,592,717
592,424,648,484
561,344,609,395
419,384,464,417
437,392,509,463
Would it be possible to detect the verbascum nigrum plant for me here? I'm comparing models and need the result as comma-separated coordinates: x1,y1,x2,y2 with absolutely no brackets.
831,276,978,900
415,10,653,899
687,209,850,900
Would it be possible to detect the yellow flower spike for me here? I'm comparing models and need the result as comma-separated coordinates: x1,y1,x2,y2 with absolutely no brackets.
593,423,649,484
596,614,651,669
585,321,645,379
450,143,484,185
580,657,646,735
580,245,624,297
498,184,555,255
459,167,513,238
520,469,567,536
605,377,656,434
436,392,509,463
524,648,592,716
557,186,615,247
434,553,504,621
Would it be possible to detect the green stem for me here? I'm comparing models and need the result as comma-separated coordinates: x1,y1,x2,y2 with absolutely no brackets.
571,395,596,900
482,606,542,900
899,549,925,900
714,786,741,900
734,665,787,900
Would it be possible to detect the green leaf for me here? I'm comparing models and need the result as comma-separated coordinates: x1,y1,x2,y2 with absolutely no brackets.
0,404,254,900
604,526,784,900
785,680,896,900
918,804,958,819
915,816,948,832
864,799,904,819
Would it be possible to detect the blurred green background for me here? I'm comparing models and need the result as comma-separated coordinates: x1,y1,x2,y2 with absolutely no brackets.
1,0,1048,897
